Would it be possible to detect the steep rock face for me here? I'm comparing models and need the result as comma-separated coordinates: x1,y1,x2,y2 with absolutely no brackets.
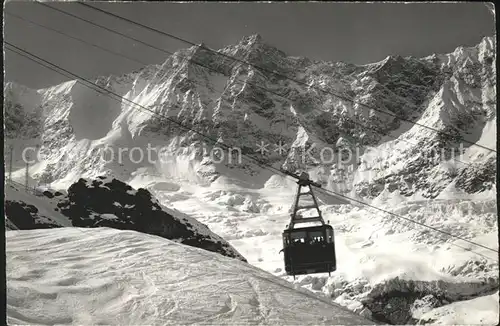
4,35,496,199
4,82,43,139
351,37,496,200
4,179,246,262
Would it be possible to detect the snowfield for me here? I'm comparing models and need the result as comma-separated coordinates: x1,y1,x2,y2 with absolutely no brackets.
6,227,375,325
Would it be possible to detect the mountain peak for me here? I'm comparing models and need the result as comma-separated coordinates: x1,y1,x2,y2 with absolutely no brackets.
249,33,263,42
239,33,263,47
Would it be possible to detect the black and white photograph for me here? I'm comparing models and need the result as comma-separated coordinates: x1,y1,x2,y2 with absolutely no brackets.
3,1,498,325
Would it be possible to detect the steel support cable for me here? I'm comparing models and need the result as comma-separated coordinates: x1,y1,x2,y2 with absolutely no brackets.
6,12,148,67
6,42,497,261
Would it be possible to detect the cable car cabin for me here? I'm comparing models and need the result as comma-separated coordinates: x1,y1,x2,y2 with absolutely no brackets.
279,170,336,277
281,225,336,276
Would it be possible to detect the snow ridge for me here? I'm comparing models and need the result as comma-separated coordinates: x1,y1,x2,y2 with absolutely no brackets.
6,227,376,325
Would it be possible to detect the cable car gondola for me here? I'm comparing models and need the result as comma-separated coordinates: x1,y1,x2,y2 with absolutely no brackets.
279,171,337,278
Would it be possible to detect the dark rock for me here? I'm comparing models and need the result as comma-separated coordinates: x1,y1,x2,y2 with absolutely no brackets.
55,176,246,262
5,200,61,229
361,276,499,325
455,157,496,193
43,191,54,199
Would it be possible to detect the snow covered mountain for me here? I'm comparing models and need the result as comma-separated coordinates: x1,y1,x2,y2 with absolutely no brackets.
4,34,496,200
4,34,498,324
6,227,376,325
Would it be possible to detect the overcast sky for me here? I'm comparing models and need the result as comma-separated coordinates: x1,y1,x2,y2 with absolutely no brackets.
4,1,495,89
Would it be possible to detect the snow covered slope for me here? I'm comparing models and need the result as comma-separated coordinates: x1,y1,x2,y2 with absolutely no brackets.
6,227,376,325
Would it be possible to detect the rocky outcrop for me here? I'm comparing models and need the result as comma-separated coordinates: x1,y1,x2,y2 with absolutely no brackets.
3,82,43,139
57,176,246,261
4,200,61,229
360,276,499,325
454,156,496,193
5,178,246,262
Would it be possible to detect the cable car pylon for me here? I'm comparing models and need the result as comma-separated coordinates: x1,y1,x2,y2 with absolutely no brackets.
287,171,325,229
